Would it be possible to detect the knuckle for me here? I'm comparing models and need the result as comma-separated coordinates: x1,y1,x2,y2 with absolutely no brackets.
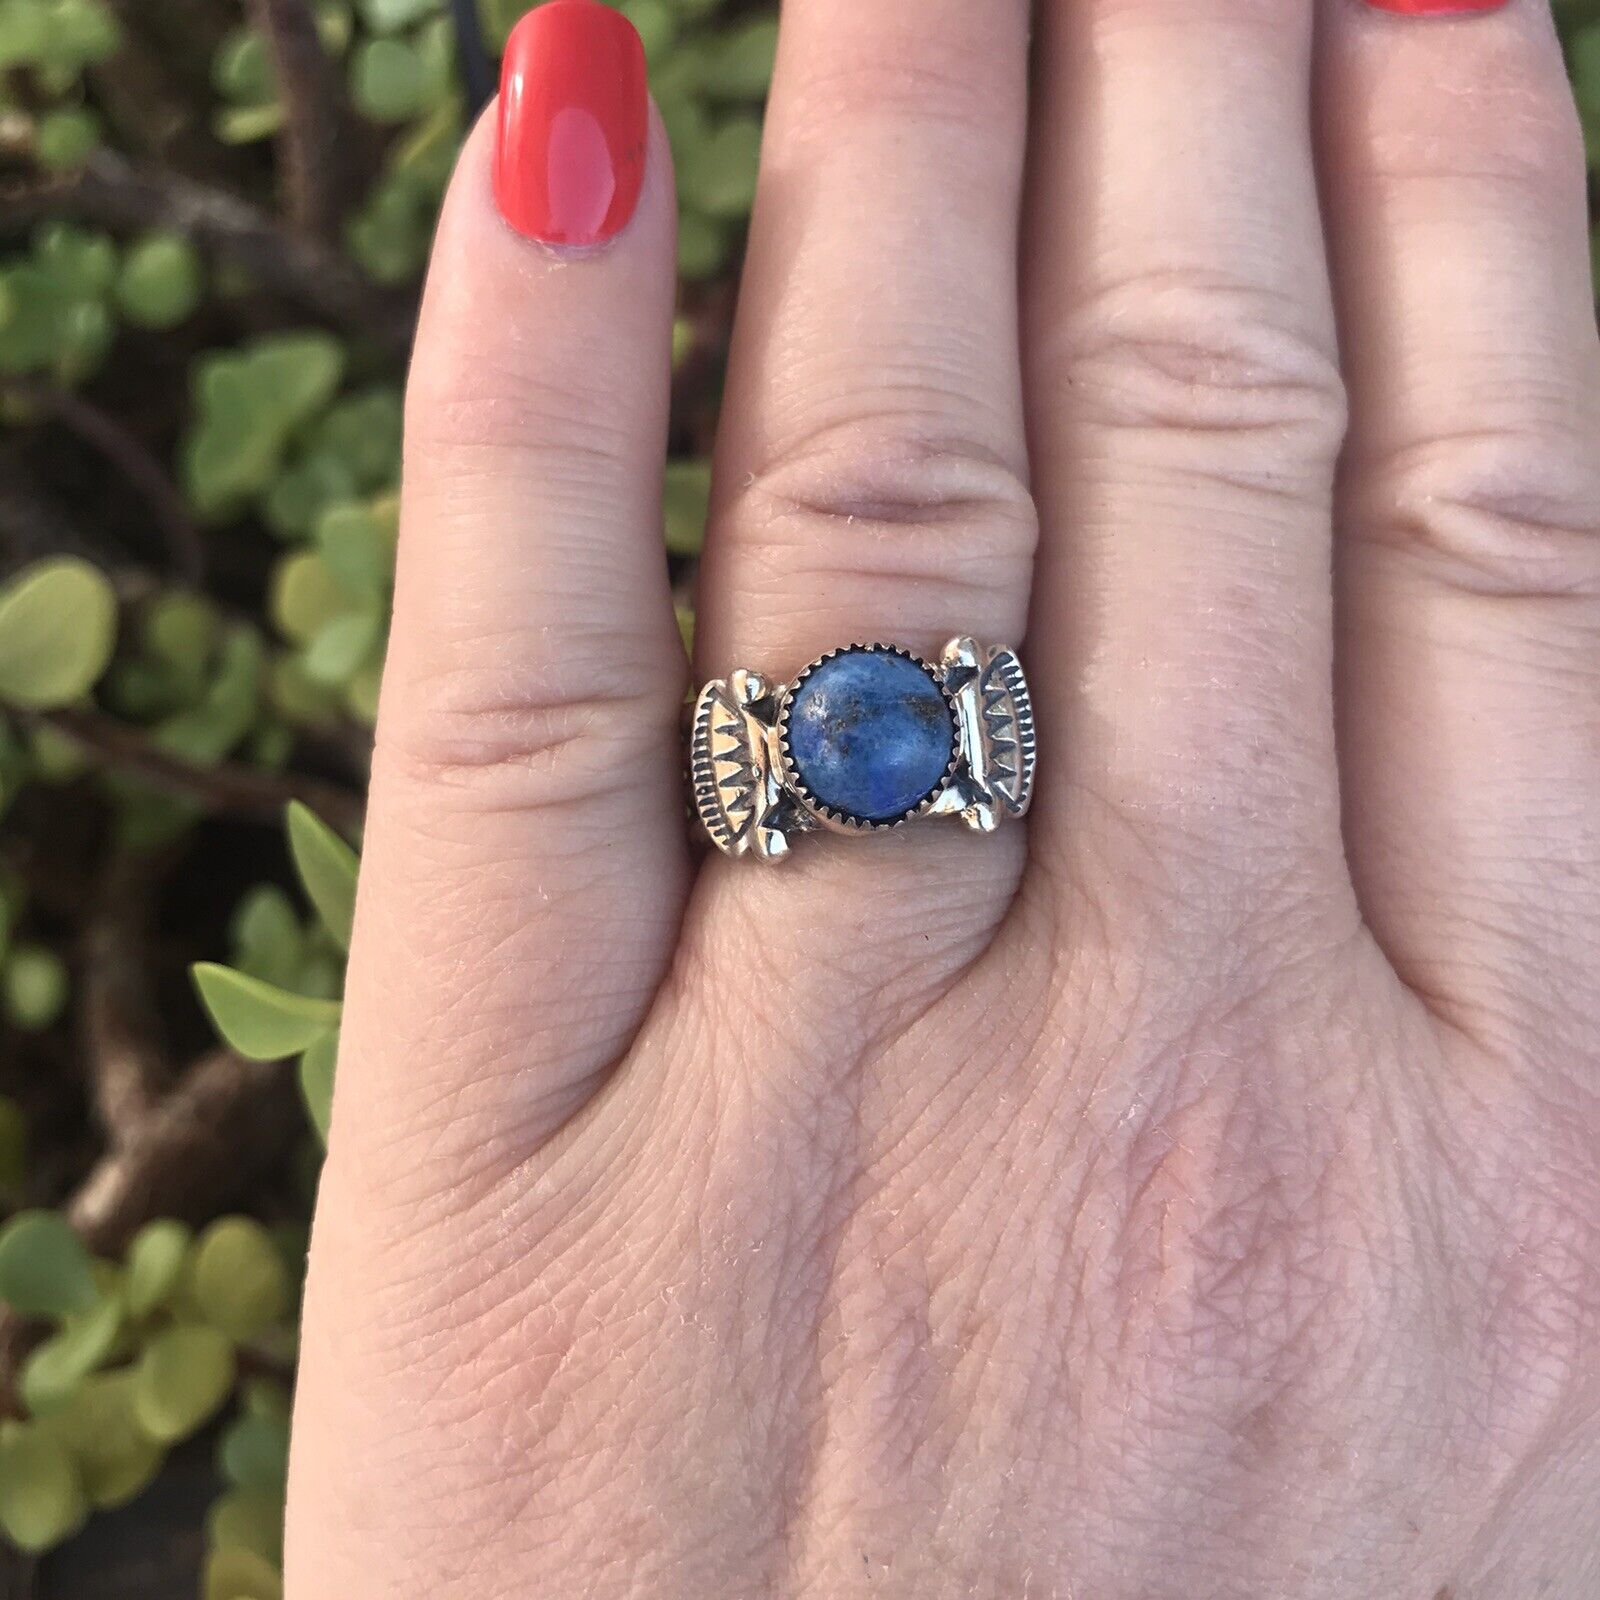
1363,31,1585,199
406,368,638,476
1044,269,1348,469
378,650,681,808
722,415,1038,615
780,4,1029,140
1352,432,1600,602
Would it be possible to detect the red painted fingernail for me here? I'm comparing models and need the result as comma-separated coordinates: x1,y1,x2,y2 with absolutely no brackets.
494,0,648,247
1362,0,1507,13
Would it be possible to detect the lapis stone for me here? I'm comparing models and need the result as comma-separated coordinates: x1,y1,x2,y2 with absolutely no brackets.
785,649,956,824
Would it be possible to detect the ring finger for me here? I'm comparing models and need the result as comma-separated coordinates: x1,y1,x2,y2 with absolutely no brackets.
690,0,1037,977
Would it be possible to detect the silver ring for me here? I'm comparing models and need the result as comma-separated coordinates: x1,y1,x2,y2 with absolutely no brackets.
690,637,1035,862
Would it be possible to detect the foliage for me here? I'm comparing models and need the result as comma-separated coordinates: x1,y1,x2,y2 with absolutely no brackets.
0,0,769,1591
0,0,1593,1593
0,1210,296,1559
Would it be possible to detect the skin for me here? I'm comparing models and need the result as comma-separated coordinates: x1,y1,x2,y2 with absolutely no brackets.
286,0,1600,1594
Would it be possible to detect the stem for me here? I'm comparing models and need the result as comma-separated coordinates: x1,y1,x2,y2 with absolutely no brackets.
448,0,498,116
32,706,366,836
81,847,175,1142
68,1048,302,1255
5,382,203,584
2,151,414,353
247,0,377,239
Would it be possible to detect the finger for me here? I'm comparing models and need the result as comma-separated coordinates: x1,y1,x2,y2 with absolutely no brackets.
337,11,684,1186
1318,0,1600,1029
1024,0,1351,904
689,0,1035,946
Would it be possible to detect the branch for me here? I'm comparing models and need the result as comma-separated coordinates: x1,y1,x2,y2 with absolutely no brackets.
0,452,110,567
1,151,414,353
81,847,175,1142
68,1048,302,1255
247,0,378,239
447,0,497,116
92,0,234,175
4,382,203,584
31,705,366,836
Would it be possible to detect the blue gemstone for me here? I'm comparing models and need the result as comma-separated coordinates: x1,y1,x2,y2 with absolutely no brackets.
785,649,955,824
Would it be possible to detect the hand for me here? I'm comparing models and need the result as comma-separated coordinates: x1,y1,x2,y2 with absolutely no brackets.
286,0,1600,1594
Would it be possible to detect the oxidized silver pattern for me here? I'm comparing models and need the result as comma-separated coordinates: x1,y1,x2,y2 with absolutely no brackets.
690,636,1036,863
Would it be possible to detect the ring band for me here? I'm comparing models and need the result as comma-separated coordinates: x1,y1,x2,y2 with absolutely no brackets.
690,637,1035,862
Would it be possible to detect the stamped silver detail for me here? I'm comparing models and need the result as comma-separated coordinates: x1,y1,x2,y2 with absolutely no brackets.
689,637,1036,863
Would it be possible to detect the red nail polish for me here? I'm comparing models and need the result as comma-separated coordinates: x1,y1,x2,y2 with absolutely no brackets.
1362,0,1507,13
494,0,648,246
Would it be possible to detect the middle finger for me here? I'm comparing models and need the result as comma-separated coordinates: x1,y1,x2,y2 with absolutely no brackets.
1026,0,1352,913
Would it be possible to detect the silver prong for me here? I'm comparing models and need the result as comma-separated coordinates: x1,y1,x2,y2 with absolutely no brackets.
941,636,982,672
730,669,768,705
961,802,1001,835
752,825,791,862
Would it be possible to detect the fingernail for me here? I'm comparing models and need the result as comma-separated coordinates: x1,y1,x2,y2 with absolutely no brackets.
494,0,648,247
1361,0,1508,13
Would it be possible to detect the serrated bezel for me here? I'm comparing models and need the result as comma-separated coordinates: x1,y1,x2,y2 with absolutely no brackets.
775,644,960,833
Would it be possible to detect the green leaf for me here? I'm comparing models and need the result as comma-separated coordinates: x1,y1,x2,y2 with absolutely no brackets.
264,453,360,542
192,964,341,1061
266,652,343,731
0,1211,98,1318
152,628,262,767
286,802,359,951
620,0,677,61
208,1485,285,1565
34,106,100,171
230,886,306,989
676,209,727,281
116,233,204,330
41,0,119,68
27,720,90,784
298,1029,338,1142
213,26,277,104
0,0,51,68
218,1410,290,1494
124,1220,193,1318
271,550,346,646
350,37,427,122
184,334,344,516
344,178,430,285
189,1217,292,1342
3,942,68,1032
680,114,762,219
302,606,382,687
215,101,284,144
242,1376,291,1424
663,459,712,556
701,17,777,98
311,388,402,492
0,557,117,709
33,222,116,297
19,1293,123,1414
0,1423,86,1553
1573,23,1600,115
203,1544,283,1600
247,332,345,424
315,498,397,596
37,1372,163,1509
357,0,440,32
133,1324,236,1443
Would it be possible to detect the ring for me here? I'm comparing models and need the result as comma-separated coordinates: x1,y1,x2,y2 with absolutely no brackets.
690,637,1036,862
